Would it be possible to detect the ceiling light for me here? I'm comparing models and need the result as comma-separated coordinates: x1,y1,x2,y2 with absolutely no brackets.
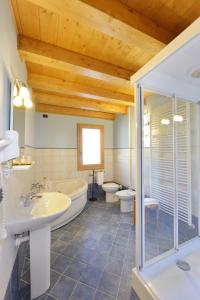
161,118,170,125
13,96,23,107
173,115,183,122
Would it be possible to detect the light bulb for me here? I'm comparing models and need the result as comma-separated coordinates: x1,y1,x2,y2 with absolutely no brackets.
13,83,18,97
24,97,33,108
13,96,23,107
19,86,30,99
173,115,183,122
161,118,170,125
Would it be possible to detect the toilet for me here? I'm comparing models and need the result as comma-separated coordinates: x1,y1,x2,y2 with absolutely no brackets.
102,182,119,203
116,189,136,213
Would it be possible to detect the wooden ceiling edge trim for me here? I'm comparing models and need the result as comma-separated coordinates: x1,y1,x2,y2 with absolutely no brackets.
36,103,115,120
28,73,134,105
33,90,129,114
9,0,23,33
18,35,132,81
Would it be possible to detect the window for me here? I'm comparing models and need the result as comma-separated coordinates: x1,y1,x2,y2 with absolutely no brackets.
77,124,104,170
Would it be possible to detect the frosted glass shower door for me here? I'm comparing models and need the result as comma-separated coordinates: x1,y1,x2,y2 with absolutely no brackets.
143,92,175,263
137,89,200,268
175,98,199,246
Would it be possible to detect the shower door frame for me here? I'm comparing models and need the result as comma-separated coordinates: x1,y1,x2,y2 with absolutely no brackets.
135,83,200,270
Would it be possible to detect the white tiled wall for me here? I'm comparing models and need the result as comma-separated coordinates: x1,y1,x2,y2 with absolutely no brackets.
8,147,36,211
113,148,136,189
35,148,113,183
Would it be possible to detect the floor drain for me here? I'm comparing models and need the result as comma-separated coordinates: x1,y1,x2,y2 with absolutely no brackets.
176,259,191,271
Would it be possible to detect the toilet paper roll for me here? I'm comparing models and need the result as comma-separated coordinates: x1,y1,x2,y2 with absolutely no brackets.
96,171,104,185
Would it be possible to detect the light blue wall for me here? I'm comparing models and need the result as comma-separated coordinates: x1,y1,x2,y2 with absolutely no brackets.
113,114,129,148
35,112,114,149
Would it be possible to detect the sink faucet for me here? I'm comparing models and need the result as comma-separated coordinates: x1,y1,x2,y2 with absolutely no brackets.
19,182,45,207
20,192,42,207
31,182,45,193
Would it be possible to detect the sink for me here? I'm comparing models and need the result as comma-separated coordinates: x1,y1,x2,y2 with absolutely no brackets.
7,192,71,299
7,192,71,235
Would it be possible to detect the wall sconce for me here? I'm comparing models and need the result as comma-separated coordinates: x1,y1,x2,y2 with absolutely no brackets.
13,80,33,108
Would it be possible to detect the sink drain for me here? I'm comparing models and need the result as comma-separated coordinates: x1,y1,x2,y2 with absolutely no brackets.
176,259,191,271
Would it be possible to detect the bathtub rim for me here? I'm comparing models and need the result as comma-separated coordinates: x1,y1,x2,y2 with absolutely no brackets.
48,177,88,199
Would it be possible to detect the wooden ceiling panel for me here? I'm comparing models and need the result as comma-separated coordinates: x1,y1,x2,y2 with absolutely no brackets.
26,0,165,52
10,0,199,119
19,35,133,81
11,0,41,39
33,90,128,114
28,74,134,105
38,7,59,44
26,62,133,95
56,14,150,71
80,0,174,43
121,0,200,36
12,0,157,71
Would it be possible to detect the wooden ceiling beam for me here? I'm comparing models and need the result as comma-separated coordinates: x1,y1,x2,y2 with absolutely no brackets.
29,74,134,106
36,103,115,120
80,0,174,44
26,0,169,54
33,90,128,114
18,35,132,81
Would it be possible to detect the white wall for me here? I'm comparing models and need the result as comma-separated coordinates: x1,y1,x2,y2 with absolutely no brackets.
25,104,35,147
0,1,35,299
35,113,113,149
34,112,114,183
114,114,129,149
113,108,136,189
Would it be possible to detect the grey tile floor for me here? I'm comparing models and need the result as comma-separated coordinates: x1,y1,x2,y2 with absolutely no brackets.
19,198,198,300
19,199,138,300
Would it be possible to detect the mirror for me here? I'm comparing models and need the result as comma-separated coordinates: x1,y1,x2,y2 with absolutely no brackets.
0,64,12,138
13,107,25,148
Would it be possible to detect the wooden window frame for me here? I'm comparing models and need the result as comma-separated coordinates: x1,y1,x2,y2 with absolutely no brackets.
77,123,104,171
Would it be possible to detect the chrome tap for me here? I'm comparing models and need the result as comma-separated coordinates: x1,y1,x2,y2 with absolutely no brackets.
20,191,42,207
31,182,44,193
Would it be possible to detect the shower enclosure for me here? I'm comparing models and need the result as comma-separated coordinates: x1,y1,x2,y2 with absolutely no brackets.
132,18,200,300
137,89,199,267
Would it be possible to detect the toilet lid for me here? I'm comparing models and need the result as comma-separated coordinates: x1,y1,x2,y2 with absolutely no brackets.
102,182,119,188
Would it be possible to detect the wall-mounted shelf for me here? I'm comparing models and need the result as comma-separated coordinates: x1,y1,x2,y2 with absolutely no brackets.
12,162,35,171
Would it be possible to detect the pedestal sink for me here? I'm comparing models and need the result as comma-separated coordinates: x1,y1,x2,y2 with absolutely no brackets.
7,192,71,299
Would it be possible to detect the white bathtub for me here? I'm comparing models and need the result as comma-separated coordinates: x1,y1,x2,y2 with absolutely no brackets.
49,178,88,230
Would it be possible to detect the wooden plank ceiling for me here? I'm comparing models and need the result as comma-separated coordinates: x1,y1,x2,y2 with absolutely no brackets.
10,0,200,120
